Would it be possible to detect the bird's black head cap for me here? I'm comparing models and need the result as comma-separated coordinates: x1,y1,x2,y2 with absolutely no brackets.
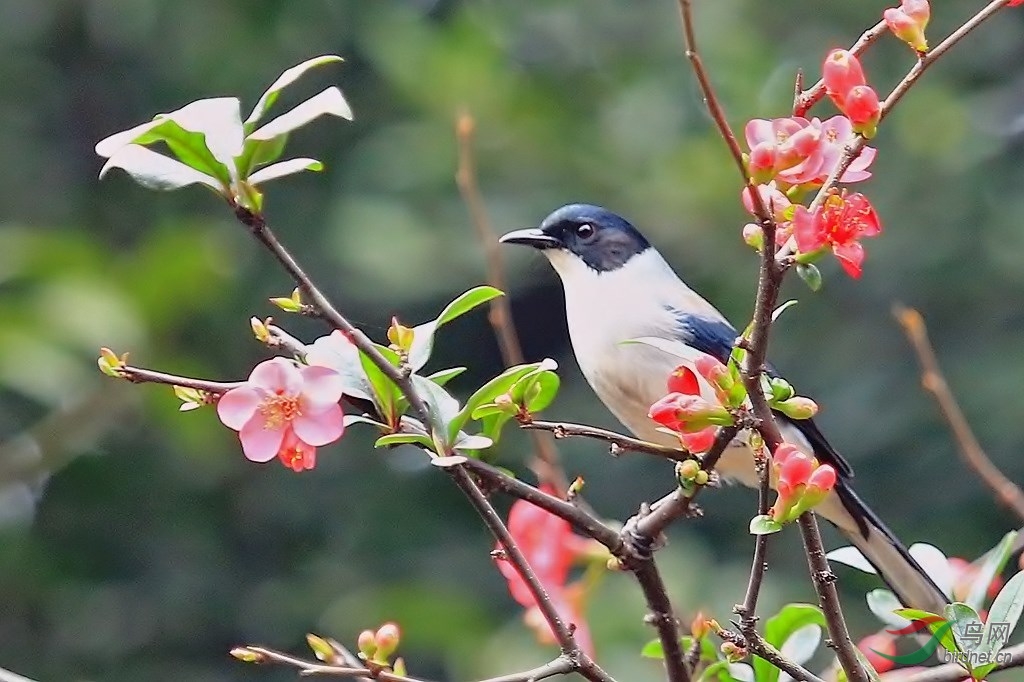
501,204,650,272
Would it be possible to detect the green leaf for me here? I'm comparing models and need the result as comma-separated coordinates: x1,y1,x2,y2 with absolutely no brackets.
375,433,433,449
426,367,467,387
894,608,959,658
343,414,387,429
509,368,560,413
411,374,461,446
966,531,1018,611
407,286,504,371
99,145,222,192
981,570,1024,658
946,602,983,660
436,285,504,325
358,346,402,425
470,403,512,420
244,55,344,128
248,158,323,186
641,636,717,662
973,661,998,679
235,134,289,178
796,263,822,291
133,119,231,187
756,603,826,682
248,87,353,142
448,360,556,443
748,514,782,536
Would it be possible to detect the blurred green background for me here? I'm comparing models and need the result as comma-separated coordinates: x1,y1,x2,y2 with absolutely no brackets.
2,1,1023,680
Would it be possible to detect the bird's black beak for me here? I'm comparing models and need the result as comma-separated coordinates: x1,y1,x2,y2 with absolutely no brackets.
498,228,561,249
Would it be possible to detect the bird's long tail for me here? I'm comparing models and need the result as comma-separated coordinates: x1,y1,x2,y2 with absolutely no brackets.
818,483,948,615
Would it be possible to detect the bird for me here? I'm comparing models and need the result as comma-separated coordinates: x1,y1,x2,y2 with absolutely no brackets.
499,202,948,614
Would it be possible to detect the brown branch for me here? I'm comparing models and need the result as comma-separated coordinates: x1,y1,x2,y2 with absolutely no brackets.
633,425,739,540
521,419,692,462
459,458,622,551
118,365,242,394
476,657,575,682
454,111,567,492
895,305,1024,523
736,450,772,632
797,514,868,682
718,628,826,682
674,0,775,230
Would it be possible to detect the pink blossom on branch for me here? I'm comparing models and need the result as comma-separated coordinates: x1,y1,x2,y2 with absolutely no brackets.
217,357,345,471
793,191,882,278
744,116,876,188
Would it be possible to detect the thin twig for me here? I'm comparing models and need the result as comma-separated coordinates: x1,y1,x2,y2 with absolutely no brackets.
895,305,1024,523
242,645,422,680
118,365,241,394
476,656,575,682
736,450,772,632
619,425,740,682
455,111,568,492
674,0,775,229
724,629,826,682
797,514,868,682
522,419,692,462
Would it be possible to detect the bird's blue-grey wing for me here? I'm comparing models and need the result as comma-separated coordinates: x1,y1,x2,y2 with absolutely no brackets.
666,307,854,479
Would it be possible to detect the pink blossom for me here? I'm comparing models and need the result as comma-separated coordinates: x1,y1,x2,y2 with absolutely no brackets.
744,116,875,188
217,357,345,470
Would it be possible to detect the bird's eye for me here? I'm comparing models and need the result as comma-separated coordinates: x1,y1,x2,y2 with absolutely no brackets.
575,223,595,240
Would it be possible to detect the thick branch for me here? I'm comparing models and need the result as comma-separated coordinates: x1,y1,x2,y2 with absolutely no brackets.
459,458,622,551
797,514,868,682
895,305,1024,523
522,420,692,462
719,628,826,682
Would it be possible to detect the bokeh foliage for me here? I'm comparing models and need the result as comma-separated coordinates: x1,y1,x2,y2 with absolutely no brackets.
1,1,1023,680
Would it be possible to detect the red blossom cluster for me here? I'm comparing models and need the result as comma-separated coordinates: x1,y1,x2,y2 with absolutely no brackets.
649,357,737,453
770,444,837,524
742,41,889,277
497,487,603,655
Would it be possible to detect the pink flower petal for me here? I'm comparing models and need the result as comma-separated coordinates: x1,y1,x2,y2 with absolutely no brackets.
217,386,262,431
239,417,286,462
249,357,302,394
293,404,344,446
793,205,823,253
744,119,774,147
299,364,345,408
833,241,865,278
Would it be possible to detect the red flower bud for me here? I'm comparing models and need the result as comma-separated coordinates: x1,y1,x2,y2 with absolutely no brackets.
844,85,881,138
823,49,867,111
667,365,700,395
748,142,778,183
806,464,837,493
884,0,930,52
